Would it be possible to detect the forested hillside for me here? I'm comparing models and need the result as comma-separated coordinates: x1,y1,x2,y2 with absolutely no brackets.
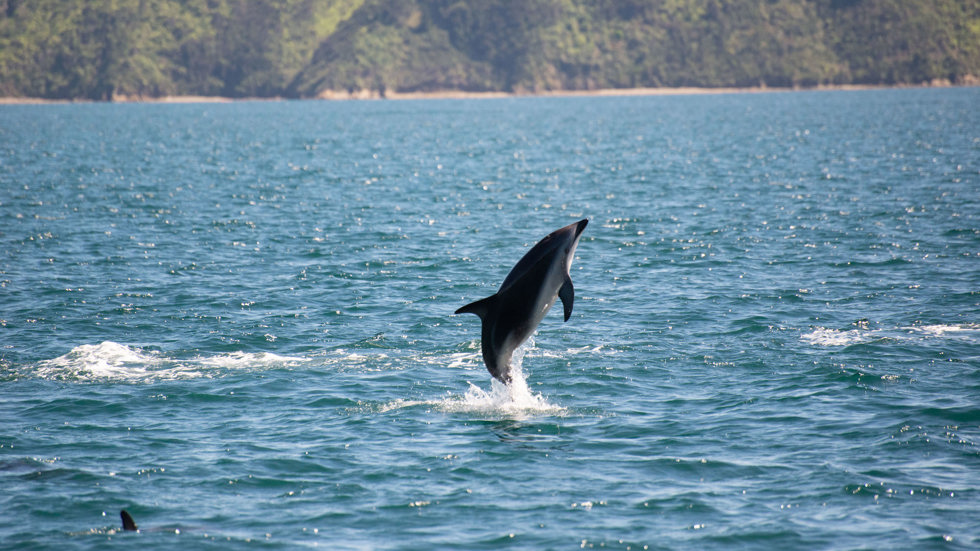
0,0,364,99
1,0,977,100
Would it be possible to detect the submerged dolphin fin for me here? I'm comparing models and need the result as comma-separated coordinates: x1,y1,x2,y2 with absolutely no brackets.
120,509,138,531
455,295,496,320
559,276,574,322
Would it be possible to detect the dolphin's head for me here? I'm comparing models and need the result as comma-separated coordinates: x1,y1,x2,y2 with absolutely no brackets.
567,218,588,257
558,219,589,271
500,219,589,291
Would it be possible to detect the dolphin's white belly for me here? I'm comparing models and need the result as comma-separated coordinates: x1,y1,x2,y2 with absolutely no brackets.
527,260,566,330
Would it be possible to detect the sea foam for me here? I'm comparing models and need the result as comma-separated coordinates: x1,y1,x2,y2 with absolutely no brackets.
801,323,980,347
36,341,164,381
34,341,307,382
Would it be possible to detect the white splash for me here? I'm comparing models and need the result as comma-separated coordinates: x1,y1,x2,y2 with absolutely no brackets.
800,327,870,347
916,324,979,338
454,372,558,415
194,351,307,369
34,341,308,382
802,323,980,347
393,338,566,418
459,338,563,413
36,341,165,381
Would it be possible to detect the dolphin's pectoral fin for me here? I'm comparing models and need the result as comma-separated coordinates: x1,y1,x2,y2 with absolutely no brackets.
559,276,574,322
120,510,138,531
455,294,496,320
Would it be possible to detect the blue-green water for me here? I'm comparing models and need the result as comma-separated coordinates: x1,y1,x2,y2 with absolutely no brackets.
1,88,978,549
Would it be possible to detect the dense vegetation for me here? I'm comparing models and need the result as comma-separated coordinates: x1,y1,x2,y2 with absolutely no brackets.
1,0,977,100
0,0,364,99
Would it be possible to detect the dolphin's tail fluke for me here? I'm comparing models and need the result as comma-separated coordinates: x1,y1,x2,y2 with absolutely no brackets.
455,294,496,319
120,509,138,531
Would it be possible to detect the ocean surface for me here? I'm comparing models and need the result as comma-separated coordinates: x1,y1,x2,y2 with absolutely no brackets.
1,88,978,549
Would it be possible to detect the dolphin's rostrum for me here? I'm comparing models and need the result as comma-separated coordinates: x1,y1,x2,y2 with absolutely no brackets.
455,219,588,384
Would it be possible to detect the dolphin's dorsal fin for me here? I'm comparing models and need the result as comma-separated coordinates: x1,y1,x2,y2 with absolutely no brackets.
454,294,496,320
559,276,574,322
120,509,138,531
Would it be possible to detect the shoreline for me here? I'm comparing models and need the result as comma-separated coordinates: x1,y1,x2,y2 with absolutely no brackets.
1,81,975,105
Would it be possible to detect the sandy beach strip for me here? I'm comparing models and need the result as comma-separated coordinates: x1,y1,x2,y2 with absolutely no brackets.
1,81,972,105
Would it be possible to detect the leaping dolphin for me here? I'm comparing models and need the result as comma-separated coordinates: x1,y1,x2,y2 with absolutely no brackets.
455,219,588,384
